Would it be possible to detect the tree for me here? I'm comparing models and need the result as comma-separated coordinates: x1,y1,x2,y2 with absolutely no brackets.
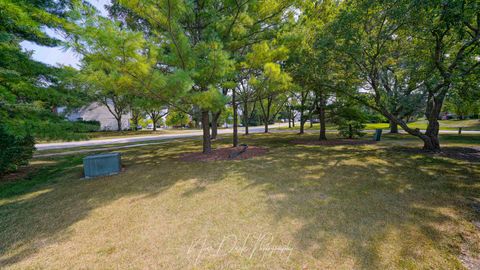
245,42,291,133
166,110,189,127
284,0,340,140
444,81,480,119
0,0,93,173
129,97,146,131
136,98,168,131
111,0,295,152
333,99,367,139
71,12,191,132
112,0,234,153
332,0,480,151
284,94,299,128
236,74,257,135
283,22,314,135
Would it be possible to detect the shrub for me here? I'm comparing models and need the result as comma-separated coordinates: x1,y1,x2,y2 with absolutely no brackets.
337,120,366,139
70,120,101,133
0,125,35,176
333,101,367,139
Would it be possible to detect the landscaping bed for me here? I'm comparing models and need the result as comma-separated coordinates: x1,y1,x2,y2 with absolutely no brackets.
179,146,268,162
292,138,377,146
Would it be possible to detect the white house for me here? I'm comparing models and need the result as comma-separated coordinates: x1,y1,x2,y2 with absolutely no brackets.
64,102,131,131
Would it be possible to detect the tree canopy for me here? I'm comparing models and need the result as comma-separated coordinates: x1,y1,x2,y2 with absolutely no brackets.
2,0,480,175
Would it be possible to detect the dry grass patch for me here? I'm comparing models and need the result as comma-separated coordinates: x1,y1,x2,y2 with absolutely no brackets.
1,133,479,269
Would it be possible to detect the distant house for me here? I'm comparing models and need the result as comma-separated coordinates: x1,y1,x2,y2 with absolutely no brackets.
65,102,131,131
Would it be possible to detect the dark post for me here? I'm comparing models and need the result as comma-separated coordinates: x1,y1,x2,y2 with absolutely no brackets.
374,129,383,141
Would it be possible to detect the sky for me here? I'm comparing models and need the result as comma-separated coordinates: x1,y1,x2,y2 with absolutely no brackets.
19,0,110,69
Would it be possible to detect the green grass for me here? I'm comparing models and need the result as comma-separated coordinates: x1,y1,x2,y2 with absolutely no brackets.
1,133,480,269
365,119,480,131
280,119,480,132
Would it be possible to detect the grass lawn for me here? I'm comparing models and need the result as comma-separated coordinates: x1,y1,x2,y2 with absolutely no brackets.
281,119,480,132
365,119,480,131
1,133,480,269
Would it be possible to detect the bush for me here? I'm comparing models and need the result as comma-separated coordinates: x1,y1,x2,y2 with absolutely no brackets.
70,120,101,133
337,120,366,139
333,101,367,139
0,125,35,176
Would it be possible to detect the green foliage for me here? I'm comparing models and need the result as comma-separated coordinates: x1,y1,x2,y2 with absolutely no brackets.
334,101,367,139
0,124,35,176
0,0,91,159
329,0,480,149
139,118,152,127
166,110,189,127
364,110,388,123
444,84,480,119
191,87,229,112
69,120,100,133
219,107,234,125
337,121,366,139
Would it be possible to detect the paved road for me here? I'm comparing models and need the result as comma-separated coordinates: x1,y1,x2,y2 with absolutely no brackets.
35,124,288,151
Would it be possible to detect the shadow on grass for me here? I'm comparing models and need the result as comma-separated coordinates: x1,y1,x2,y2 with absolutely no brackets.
0,133,479,268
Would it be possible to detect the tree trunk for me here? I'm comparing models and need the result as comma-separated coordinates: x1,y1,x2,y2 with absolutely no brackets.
259,97,271,133
310,114,313,128
152,118,157,131
319,97,327,140
292,117,295,127
243,101,249,135
201,110,211,153
387,106,442,152
288,116,291,128
233,90,238,147
299,110,305,134
116,117,122,131
422,118,441,151
389,120,398,133
348,124,353,139
131,109,140,131
211,111,221,140
420,94,444,151
133,118,139,131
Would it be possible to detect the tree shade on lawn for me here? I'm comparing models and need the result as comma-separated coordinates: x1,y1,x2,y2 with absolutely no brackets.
1,133,480,268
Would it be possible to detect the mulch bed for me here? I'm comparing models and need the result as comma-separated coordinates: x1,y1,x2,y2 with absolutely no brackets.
179,146,268,162
0,165,40,182
292,139,377,146
397,146,480,162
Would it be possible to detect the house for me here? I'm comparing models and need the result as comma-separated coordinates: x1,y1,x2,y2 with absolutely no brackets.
64,102,131,131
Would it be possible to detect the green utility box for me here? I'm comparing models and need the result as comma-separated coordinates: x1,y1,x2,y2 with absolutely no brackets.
373,129,383,141
83,153,121,179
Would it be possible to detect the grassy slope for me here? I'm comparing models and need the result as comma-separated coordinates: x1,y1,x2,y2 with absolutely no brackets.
1,133,480,269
